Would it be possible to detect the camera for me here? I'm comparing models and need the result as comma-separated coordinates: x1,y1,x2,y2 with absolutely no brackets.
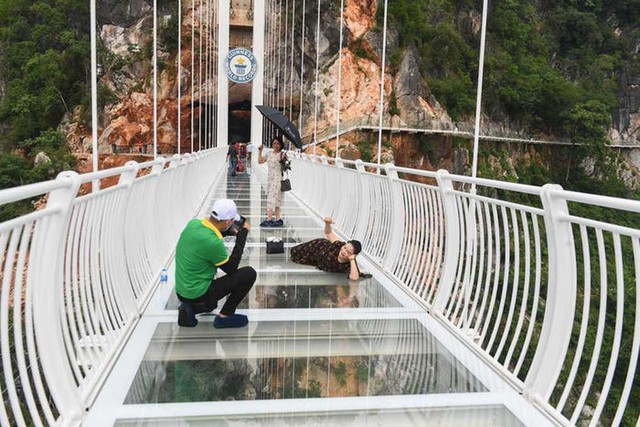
222,215,247,237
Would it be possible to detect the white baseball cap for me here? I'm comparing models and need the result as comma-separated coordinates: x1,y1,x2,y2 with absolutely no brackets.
211,199,241,221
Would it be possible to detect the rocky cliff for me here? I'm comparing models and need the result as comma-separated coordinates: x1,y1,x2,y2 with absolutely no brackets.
60,0,638,179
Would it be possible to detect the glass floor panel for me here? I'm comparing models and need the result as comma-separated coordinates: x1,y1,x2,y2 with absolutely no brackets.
237,206,310,217
124,319,486,404
165,272,401,310
244,226,324,243
115,405,524,427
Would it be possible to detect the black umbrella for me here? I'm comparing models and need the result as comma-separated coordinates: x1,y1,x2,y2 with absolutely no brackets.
256,105,303,149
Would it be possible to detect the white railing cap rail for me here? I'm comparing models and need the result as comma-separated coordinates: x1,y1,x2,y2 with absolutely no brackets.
553,187,640,213
0,176,73,205
78,163,138,184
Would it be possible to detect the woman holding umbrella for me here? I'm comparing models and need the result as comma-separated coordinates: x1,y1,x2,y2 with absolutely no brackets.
258,136,287,227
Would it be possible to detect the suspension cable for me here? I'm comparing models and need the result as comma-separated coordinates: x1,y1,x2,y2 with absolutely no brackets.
190,0,195,152
198,0,203,150
312,0,321,156
204,0,210,149
153,0,158,158
282,0,289,121
335,0,344,160
298,0,306,139
90,0,99,191
471,0,488,189
289,0,296,121
276,0,283,140
210,0,220,147
178,0,182,154
376,0,388,166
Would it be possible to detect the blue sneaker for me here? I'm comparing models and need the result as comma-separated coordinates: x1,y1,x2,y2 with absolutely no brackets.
213,313,249,329
178,303,198,327
273,219,284,227
260,219,274,227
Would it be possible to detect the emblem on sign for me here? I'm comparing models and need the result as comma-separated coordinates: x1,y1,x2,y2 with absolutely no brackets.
226,48,258,84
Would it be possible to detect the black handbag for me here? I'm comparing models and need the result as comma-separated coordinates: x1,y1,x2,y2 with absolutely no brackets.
266,237,284,254
280,177,291,192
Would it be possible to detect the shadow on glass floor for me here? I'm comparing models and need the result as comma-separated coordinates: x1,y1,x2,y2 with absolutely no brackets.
124,319,487,405
166,272,400,310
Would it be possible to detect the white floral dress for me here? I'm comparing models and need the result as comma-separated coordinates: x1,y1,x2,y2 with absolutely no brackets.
266,151,283,210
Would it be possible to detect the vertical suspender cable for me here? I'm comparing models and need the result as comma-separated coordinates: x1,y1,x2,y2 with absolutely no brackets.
283,0,289,121
204,0,210,149
153,0,158,158
335,0,344,160
209,0,214,148
178,0,182,154
198,0,203,150
298,0,306,138
312,0,321,156
263,0,269,141
376,0,388,167
289,0,296,121
471,0,488,190
210,0,215,148
266,0,277,139
274,0,282,117
191,0,195,152
213,0,218,148
90,0,99,191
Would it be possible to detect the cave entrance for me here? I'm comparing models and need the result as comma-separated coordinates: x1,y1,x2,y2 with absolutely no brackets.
228,98,252,145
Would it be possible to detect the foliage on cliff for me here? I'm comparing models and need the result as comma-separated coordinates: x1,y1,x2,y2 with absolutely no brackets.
0,0,90,147
381,0,639,137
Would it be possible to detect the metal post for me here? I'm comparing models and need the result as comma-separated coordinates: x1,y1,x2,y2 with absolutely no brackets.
524,184,577,403
382,163,404,273
32,172,83,424
432,170,461,312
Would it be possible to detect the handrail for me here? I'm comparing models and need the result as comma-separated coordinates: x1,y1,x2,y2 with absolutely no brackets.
289,156,640,427
0,147,226,426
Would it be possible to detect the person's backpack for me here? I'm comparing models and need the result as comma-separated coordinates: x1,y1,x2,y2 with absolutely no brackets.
236,161,246,173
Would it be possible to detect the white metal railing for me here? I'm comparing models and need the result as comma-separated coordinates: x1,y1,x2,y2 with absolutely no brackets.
0,148,226,426
288,153,640,427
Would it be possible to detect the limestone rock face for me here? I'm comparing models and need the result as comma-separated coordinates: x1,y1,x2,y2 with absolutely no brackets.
97,0,152,27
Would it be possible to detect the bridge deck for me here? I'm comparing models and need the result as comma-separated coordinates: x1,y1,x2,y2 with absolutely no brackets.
85,169,552,426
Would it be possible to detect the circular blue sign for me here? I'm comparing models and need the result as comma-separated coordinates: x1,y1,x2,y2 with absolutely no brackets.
226,48,258,84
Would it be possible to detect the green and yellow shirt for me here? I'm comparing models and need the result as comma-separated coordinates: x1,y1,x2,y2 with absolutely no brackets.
175,218,229,299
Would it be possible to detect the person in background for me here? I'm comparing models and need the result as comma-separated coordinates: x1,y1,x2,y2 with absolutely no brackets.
290,217,362,280
227,143,238,177
246,142,253,175
257,136,287,227
175,199,256,328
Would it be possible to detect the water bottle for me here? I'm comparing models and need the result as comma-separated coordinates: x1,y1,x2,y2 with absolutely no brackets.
160,268,168,284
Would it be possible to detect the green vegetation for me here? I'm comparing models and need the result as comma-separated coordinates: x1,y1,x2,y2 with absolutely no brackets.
0,0,90,148
380,0,638,134
355,138,374,163
350,36,374,61
0,0,88,217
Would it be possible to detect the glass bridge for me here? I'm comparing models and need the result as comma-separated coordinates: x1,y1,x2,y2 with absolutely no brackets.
0,0,638,426
82,168,547,426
